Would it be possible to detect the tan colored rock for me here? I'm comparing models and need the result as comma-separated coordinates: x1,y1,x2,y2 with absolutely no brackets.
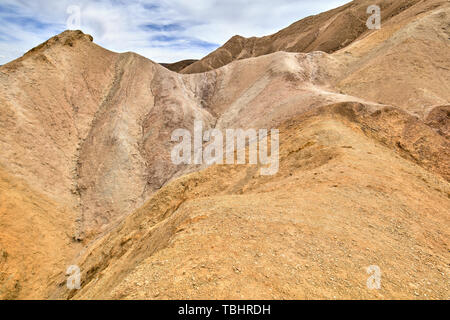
161,59,198,72
58,103,450,300
180,0,425,74
0,0,448,300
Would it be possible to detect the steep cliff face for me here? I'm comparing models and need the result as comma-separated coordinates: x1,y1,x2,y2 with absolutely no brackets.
0,0,449,300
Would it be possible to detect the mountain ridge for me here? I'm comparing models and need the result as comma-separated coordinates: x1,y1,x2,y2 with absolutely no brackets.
180,0,424,74
0,0,448,299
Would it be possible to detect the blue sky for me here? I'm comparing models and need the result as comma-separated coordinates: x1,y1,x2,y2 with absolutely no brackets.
0,0,350,64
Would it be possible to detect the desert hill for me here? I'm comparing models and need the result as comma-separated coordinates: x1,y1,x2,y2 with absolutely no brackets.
161,59,198,72
180,0,424,74
0,0,448,299
55,102,450,299
182,0,450,116
0,166,79,299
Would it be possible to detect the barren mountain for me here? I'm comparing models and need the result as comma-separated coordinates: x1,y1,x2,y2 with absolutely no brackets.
180,0,425,74
0,0,449,300
0,166,79,299
161,59,198,72
56,102,450,300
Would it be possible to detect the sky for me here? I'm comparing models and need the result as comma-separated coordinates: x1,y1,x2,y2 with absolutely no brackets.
0,0,351,65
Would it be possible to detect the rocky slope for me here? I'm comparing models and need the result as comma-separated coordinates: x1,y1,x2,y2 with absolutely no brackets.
55,102,450,299
0,0,448,300
0,166,79,299
182,0,450,117
161,59,198,72
180,0,425,74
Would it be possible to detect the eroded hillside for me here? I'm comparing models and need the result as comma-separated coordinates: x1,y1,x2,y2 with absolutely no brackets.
181,0,429,74
0,0,448,300
55,102,450,299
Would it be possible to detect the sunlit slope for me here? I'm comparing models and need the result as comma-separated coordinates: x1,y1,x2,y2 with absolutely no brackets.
0,167,78,299
180,0,433,74
57,103,449,300
0,0,448,300
334,2,450,116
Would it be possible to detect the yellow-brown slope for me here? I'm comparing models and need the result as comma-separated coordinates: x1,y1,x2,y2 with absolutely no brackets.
181,0,426,74
334,1,450,116
56,102,449,300
0,166,78,299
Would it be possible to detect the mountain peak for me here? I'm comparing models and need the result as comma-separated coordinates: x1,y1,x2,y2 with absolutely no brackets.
25,30,93,56
0,30,94,70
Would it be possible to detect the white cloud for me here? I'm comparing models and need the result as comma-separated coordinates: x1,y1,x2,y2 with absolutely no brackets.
0,0,351,64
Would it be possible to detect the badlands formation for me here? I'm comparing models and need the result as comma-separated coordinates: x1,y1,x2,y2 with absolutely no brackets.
0,0,449,299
